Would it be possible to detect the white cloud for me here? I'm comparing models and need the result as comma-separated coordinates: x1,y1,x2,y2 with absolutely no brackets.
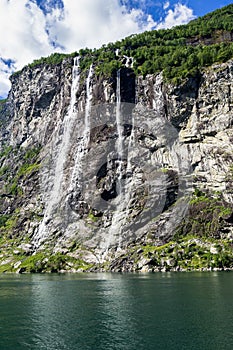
46,0,156,52
0,0,54,97
157,3,195,29
0,59,12,97
0,0,157,97
0,0,195,97
163,1,170,10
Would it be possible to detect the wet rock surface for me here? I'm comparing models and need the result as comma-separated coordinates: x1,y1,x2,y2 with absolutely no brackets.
0,58,232,272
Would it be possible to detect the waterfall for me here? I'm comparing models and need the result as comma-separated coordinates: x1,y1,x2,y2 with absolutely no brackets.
116,69,124,196
84,64,93,144
123,55,134,68
101,69,130,257
116,69,123,156
68,64,93,192
46,56,80,214
34,57,80,246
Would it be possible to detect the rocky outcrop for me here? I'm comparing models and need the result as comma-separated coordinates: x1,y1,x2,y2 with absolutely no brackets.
7,59,72,147
0,57,232,272
186,30,233,46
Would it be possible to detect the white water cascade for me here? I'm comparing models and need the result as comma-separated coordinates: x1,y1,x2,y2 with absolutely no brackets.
116,69,124,197
102,69,133,256
68,64,93,192
34,57,80,246
85,64,93,144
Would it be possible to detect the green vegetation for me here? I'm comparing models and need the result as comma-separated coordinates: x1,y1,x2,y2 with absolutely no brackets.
2,213,18,231
173,189,233,239
226,164,233,180
11,52,79,76
28,52,71,68
23,147,41,161
0,165,9,177
12,4,233,84
16,146,42,178
77,4,233,82
0,146,41,240
0,249,94,273
87,210,100,222
0,146,41,198
125,235,233,271
17,163,41,178
0,145,13,158
19,252,94,273
111,188,232,272
0,215,11,228
1,160,40,198
0,208,21,236
0,5,232,273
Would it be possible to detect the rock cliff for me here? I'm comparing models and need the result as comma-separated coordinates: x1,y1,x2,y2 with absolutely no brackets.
0,54,233,272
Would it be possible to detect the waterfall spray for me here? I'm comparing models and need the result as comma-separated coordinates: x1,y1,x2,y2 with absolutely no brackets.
115,69,124,196
68,64,93,192
85,64,93,144
101,69,130,257
34,57,80,247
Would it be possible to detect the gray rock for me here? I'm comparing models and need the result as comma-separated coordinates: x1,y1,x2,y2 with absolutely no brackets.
0,57,232,271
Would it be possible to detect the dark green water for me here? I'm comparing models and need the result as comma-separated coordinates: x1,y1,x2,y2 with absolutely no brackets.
0,272,233,350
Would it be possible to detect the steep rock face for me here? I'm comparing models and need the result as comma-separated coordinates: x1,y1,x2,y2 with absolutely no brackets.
186,30,233,46
7,59,72,147
0,57,232,272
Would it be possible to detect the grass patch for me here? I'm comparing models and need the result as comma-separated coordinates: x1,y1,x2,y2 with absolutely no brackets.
0,215,11,228
18,252,95,273
87,210,100,222
0,145,13,159
17,163,41,178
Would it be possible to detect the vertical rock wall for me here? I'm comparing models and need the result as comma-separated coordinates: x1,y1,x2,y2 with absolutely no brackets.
0,58,232,270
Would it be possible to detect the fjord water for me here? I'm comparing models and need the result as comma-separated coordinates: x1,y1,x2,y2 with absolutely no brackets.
0,273,233,350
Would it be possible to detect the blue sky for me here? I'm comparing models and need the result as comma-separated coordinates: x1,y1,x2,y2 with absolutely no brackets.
123,1,233,18
0,0,232,98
